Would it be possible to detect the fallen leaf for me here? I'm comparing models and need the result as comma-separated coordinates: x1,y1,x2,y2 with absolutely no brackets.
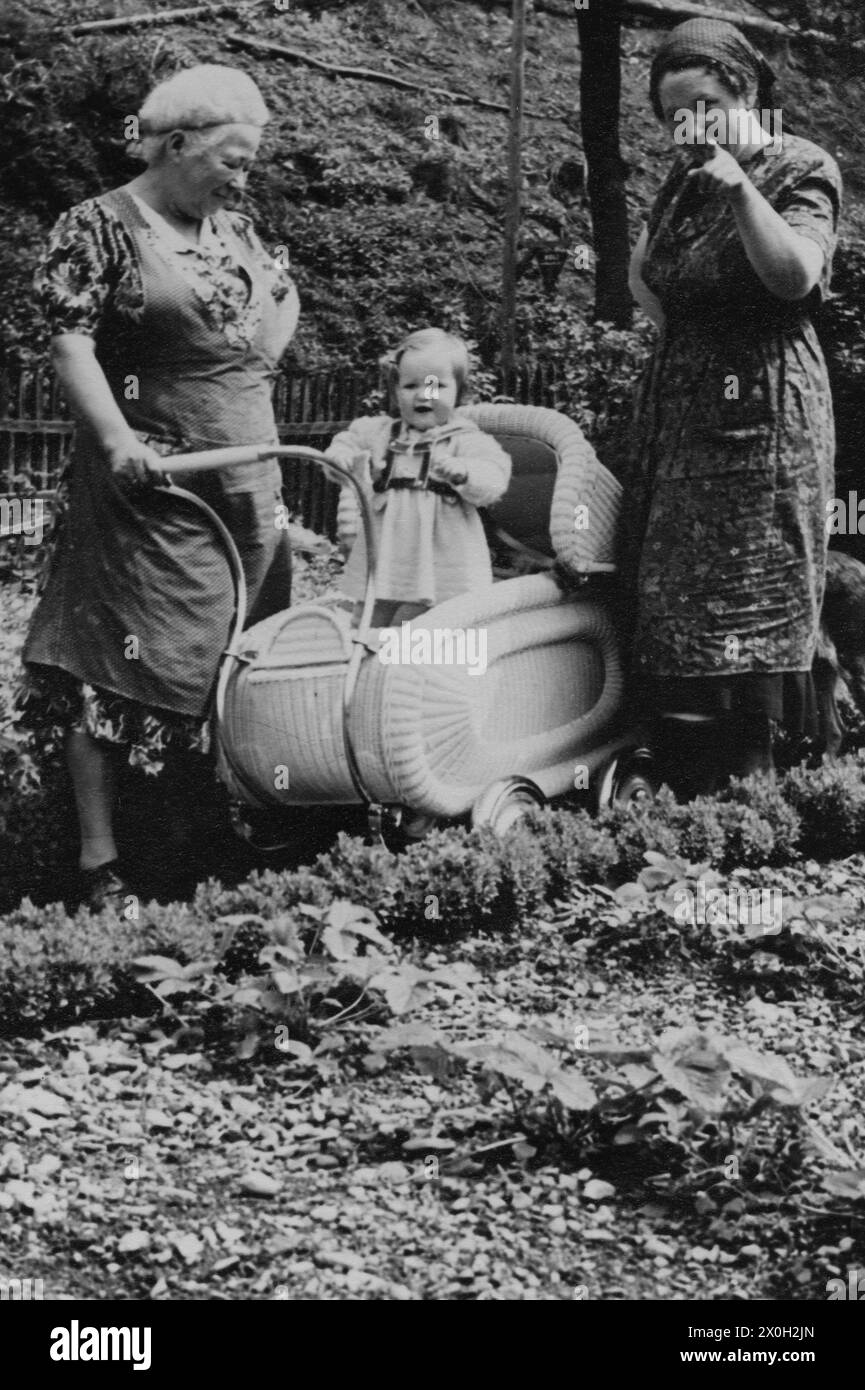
0,1084,69,1118
144,1108,174,1130
402,1137,456,1154
230,1095,260,1119
5,1179,37,1209
118,1229,152,1254
238,1171,281,1197
583,1179,615,1201
169,1232,204,1263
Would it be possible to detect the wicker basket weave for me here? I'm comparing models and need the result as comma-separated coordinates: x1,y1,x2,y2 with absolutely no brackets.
462,402,622,573
350,574,624,816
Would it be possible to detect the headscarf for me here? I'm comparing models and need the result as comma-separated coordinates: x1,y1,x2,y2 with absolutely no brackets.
649,18,776,120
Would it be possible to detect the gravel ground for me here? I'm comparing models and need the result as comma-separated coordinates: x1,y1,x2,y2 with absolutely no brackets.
2,889,864,1302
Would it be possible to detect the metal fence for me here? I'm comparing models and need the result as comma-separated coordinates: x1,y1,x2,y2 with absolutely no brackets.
0,359,562,545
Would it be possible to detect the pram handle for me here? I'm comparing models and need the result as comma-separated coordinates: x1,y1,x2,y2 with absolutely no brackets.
153,443,352,477
156,442,384,808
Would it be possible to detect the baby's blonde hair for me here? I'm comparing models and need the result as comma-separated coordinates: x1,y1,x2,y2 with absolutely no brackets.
135,65,270,164
383,328,470,411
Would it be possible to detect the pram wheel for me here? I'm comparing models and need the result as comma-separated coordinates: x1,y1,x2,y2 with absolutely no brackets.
471,777,546,835
594,747,656,811
375,806,442,852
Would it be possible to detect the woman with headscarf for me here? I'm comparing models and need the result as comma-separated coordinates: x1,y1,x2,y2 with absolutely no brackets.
18,65,299,909
620,19,842,798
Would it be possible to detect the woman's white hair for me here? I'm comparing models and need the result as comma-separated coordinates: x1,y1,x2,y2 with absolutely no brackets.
135,64,270,164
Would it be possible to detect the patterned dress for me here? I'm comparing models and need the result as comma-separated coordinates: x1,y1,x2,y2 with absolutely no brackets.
18,189,298,773
618,134,842,726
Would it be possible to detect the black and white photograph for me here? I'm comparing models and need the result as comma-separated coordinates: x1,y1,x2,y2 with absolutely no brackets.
1,0,865,1340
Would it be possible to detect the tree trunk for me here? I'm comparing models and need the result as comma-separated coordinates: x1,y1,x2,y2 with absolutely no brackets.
576,0,632,327
501,0,527,378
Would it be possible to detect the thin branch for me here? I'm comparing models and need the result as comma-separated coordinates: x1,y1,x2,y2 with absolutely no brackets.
527,0,865,51
63,2,264,37
623,0,863,49
224,31,557,120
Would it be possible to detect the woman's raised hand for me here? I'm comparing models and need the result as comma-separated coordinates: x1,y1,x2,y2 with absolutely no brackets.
103,433,167,492
686,136,748,203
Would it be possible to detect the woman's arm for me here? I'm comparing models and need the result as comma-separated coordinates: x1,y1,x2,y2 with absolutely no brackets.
51,334,162,487
727,180,824,300
688,144,824,301
629,226,666,330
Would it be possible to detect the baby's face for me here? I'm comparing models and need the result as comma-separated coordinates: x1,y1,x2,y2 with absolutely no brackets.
396,349,458,431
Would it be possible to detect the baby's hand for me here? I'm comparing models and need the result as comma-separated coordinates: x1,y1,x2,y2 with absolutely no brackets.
433,458,468,487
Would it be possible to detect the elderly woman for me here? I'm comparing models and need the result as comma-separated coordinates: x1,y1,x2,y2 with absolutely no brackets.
19,65,299,909
620,19,842,798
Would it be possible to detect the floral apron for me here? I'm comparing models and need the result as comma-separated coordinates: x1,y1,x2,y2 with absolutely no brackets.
24,189,295,718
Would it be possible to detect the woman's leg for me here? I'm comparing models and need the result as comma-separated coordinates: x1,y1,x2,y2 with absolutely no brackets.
723,711,774,781
66,727,118,870
654,713,722,801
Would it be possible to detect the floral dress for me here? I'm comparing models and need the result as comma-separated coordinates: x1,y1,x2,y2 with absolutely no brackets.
618,135,842,726
18,189,298,773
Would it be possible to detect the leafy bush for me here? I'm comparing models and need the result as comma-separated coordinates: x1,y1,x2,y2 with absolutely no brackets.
673,789,802,872
375,1020,825,1196
595,787,682,879
527,806,621,896
0,894,219,1032
780,753,865,859
311,825,545,934
505,303,655,474
6,747,865,1029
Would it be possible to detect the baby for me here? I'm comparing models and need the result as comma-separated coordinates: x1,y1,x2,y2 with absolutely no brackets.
325,328,511,627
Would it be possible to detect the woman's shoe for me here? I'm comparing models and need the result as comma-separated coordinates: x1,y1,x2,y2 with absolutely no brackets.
79,860,129,913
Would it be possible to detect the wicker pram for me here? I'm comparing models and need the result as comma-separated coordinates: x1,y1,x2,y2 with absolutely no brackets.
157,405,653,837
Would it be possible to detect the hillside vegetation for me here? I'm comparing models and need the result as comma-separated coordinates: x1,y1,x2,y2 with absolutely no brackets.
1,0,864,482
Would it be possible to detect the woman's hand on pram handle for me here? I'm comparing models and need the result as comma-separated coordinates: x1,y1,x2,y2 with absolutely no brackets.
105,433,166,493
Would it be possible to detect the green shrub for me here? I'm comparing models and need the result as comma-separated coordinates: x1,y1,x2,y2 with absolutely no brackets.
0,749,79,915
596,788,682,879
528,806,621,896
488,822,551,920
0,895,218,1032
780,754,865,860
672,784,802,872
715,776,803,867
6,748,865,1032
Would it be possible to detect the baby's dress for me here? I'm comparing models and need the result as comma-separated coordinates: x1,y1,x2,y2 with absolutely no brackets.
327,411,511,606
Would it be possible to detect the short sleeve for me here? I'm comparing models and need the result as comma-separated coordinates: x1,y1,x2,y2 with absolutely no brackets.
33,200,129,338
775,146,842,296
